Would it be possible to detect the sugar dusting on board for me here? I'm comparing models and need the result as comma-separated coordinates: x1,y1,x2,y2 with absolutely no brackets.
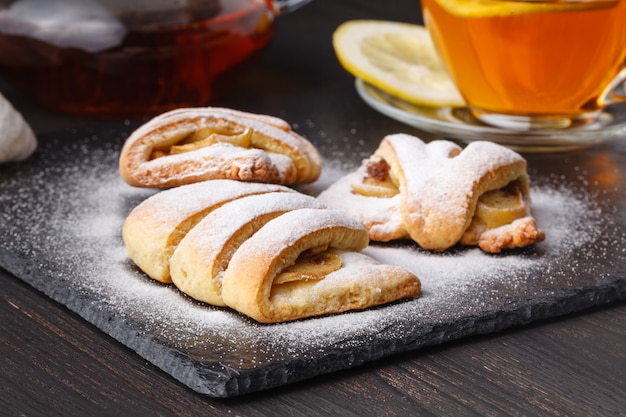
2,135,621,370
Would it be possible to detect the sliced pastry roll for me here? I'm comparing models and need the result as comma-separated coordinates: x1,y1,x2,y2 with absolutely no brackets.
122,180,294,283
119,107,322,188
220,208,421,323
318,134,545,253
169,192,327,306
122,181,421,323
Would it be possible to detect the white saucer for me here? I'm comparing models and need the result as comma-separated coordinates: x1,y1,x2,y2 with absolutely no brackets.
355,78,626,152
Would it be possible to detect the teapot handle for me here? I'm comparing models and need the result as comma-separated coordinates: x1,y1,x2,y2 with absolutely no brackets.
273,0,314,14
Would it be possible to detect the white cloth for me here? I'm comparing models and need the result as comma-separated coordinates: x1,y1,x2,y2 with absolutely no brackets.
0,92,37,163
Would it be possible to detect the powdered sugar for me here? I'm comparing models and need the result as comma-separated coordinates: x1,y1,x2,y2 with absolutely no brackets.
120,107,322,187
1,134,622,376
320,135,534,250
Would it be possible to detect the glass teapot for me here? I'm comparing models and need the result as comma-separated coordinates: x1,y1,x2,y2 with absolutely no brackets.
0,0,313,117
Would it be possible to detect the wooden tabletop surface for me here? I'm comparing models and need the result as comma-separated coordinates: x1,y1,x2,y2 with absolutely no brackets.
1,0,625,416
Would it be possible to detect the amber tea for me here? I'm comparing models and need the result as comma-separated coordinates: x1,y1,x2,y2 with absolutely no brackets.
422,0,626,129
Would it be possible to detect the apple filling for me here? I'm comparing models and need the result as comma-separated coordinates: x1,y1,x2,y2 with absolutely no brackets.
475,181,527,228
150,126,253,160
461,180,528,244
350,156,399,197
274,246,342,284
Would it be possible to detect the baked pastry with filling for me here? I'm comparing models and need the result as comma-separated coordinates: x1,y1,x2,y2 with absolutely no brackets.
221,208,420,323
169,191,327,306
122,180,293,283
119,107,322,188
318,134,545,253
123,179,421,323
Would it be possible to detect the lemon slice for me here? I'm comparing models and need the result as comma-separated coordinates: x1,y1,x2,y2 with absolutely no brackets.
332,20,465,108
434,0,616,18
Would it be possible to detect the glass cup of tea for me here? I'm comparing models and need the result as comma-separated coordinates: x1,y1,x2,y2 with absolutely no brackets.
421,0,626,130
0,0,312,117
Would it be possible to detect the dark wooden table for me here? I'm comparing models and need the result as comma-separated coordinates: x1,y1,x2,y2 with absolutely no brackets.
1,0,625,416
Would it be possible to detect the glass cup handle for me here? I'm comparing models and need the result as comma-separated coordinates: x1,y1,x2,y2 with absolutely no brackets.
273,0,314,14
600,66,626,106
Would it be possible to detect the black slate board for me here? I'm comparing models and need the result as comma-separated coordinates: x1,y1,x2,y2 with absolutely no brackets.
1,125,625,398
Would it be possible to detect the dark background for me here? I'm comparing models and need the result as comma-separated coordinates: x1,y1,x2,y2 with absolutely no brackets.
1,0,625,415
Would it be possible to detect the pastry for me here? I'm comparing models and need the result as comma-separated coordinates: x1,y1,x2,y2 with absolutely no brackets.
123,180,421,323
318,134,545,253
122,180,294,283
220,208,421,323
0,92,37,163
169,191,327,306
119,107,322,188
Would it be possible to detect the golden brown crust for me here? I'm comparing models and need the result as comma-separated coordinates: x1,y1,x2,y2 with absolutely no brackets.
122,180,294,283
220,208,420,323
318,134,544,253
119,107,322,188
123,183,421,323
477,217,545,253
169,192,327,306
